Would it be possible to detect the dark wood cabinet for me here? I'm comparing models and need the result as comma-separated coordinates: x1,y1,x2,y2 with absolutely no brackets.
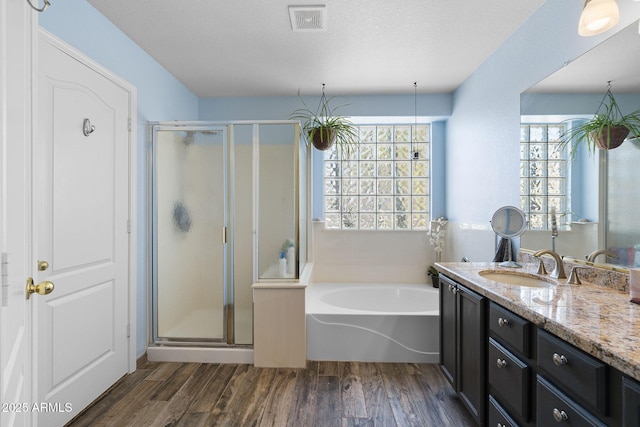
537,375,606,427
441,272,630,426
458,284,487,424
439,275,486,425
489,395,519,427
623,376,640,426
489,302,532,358
488,301,535,426
440,274,457,386
537,329,607,416
488,338,531,421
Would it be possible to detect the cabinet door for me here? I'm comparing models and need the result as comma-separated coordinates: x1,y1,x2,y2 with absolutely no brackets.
623,376,640,426
458,284,487,425
439,275,457,387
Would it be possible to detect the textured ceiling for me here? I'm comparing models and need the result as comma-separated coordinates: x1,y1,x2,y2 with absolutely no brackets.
88,0,546,97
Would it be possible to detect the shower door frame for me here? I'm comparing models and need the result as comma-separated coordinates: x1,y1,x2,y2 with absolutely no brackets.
150,124,231,346
148,120,303,348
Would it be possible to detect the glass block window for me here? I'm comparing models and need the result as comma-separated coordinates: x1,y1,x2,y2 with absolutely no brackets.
520,124,570,230
323,124,430,230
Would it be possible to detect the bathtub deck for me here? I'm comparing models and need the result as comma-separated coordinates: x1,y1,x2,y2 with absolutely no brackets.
66,356,476,426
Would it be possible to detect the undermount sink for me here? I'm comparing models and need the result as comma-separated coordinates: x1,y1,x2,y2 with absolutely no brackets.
478,270,553,288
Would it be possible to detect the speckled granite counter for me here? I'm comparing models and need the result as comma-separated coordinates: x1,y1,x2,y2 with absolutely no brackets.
435,261,640,382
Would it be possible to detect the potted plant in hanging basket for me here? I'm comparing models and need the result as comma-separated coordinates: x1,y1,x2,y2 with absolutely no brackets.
560,85,640,155
290,85,358,154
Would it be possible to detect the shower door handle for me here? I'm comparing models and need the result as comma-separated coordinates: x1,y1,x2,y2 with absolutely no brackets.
222,226,227,244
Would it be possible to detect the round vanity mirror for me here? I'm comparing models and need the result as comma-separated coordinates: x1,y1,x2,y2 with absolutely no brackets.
491,206,526,268
492,206,526,238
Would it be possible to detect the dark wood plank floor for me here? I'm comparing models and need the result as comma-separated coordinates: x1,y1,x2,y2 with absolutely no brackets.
66,358,475,426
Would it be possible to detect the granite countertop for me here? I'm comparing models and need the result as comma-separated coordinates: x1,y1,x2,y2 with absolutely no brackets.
435,261,640,382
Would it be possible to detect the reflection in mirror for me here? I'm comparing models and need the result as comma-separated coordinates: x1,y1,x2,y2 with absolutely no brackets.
492,206,526,268
520,22,640,268
492,206,526,238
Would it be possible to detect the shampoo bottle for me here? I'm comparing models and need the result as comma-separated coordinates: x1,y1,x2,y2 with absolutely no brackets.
286,242,295,275
278,251,287,277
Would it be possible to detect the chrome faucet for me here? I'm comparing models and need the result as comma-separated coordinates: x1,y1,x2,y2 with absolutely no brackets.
533,249,567,279
587,249,617,263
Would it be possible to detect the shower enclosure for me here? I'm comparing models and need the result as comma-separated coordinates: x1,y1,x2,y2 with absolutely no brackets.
149,121,308,348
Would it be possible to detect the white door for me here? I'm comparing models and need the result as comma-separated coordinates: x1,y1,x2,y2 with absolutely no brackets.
0,2,34,426
33,33,132,426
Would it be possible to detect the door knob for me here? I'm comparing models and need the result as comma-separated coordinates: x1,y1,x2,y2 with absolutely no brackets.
25,277,54,299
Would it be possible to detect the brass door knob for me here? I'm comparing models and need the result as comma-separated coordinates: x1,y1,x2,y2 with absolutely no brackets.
26,277,54,299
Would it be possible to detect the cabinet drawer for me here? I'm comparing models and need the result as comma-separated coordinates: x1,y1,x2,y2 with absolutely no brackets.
489,394,520,427
537,375,605,427
537,329,607,414
489,338,531,420
489,302,531,357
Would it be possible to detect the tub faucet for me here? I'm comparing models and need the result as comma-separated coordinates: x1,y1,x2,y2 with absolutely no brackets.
587,249,617,263
533,249,567,279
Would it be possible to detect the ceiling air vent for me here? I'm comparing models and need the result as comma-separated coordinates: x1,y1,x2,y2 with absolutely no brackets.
289,5,326,31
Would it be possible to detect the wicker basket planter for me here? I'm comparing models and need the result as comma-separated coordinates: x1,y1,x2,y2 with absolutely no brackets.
593,125,629,150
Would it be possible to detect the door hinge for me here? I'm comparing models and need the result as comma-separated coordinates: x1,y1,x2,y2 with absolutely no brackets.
2,252,9,286
128,117,132,132
127,219,131,234
126,323,131,338
2,253,8,307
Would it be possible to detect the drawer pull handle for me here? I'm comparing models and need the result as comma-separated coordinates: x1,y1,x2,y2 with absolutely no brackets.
496,358,508,368
553,408,568,422
552,353,568,366
498,317,509,327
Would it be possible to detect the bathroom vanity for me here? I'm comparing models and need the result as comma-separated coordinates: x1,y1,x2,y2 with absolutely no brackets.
437,261,640,427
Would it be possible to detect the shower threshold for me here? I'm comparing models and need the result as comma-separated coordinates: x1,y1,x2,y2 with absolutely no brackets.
147,345,254,364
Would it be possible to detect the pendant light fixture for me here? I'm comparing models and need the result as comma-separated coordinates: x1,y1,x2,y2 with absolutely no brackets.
578,0,620,36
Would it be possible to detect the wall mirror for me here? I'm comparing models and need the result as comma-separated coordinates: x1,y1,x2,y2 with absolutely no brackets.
520,21,640,269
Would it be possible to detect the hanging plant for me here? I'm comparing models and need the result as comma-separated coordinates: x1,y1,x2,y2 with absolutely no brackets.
290,84,358,155
560,83,640,156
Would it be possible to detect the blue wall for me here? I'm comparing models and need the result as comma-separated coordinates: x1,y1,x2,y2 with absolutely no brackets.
446,0,640,227
39,1,199,358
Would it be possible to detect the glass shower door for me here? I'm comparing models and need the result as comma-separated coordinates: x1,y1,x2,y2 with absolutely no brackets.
153,127,228,343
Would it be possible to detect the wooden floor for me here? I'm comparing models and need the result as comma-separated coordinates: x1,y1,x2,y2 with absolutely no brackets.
66,358,475,427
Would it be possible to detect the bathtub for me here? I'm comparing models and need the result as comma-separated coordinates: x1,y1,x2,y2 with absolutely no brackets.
306,283,440,363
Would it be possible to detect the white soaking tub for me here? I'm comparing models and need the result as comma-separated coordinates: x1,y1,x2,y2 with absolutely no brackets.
306,283,440,363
